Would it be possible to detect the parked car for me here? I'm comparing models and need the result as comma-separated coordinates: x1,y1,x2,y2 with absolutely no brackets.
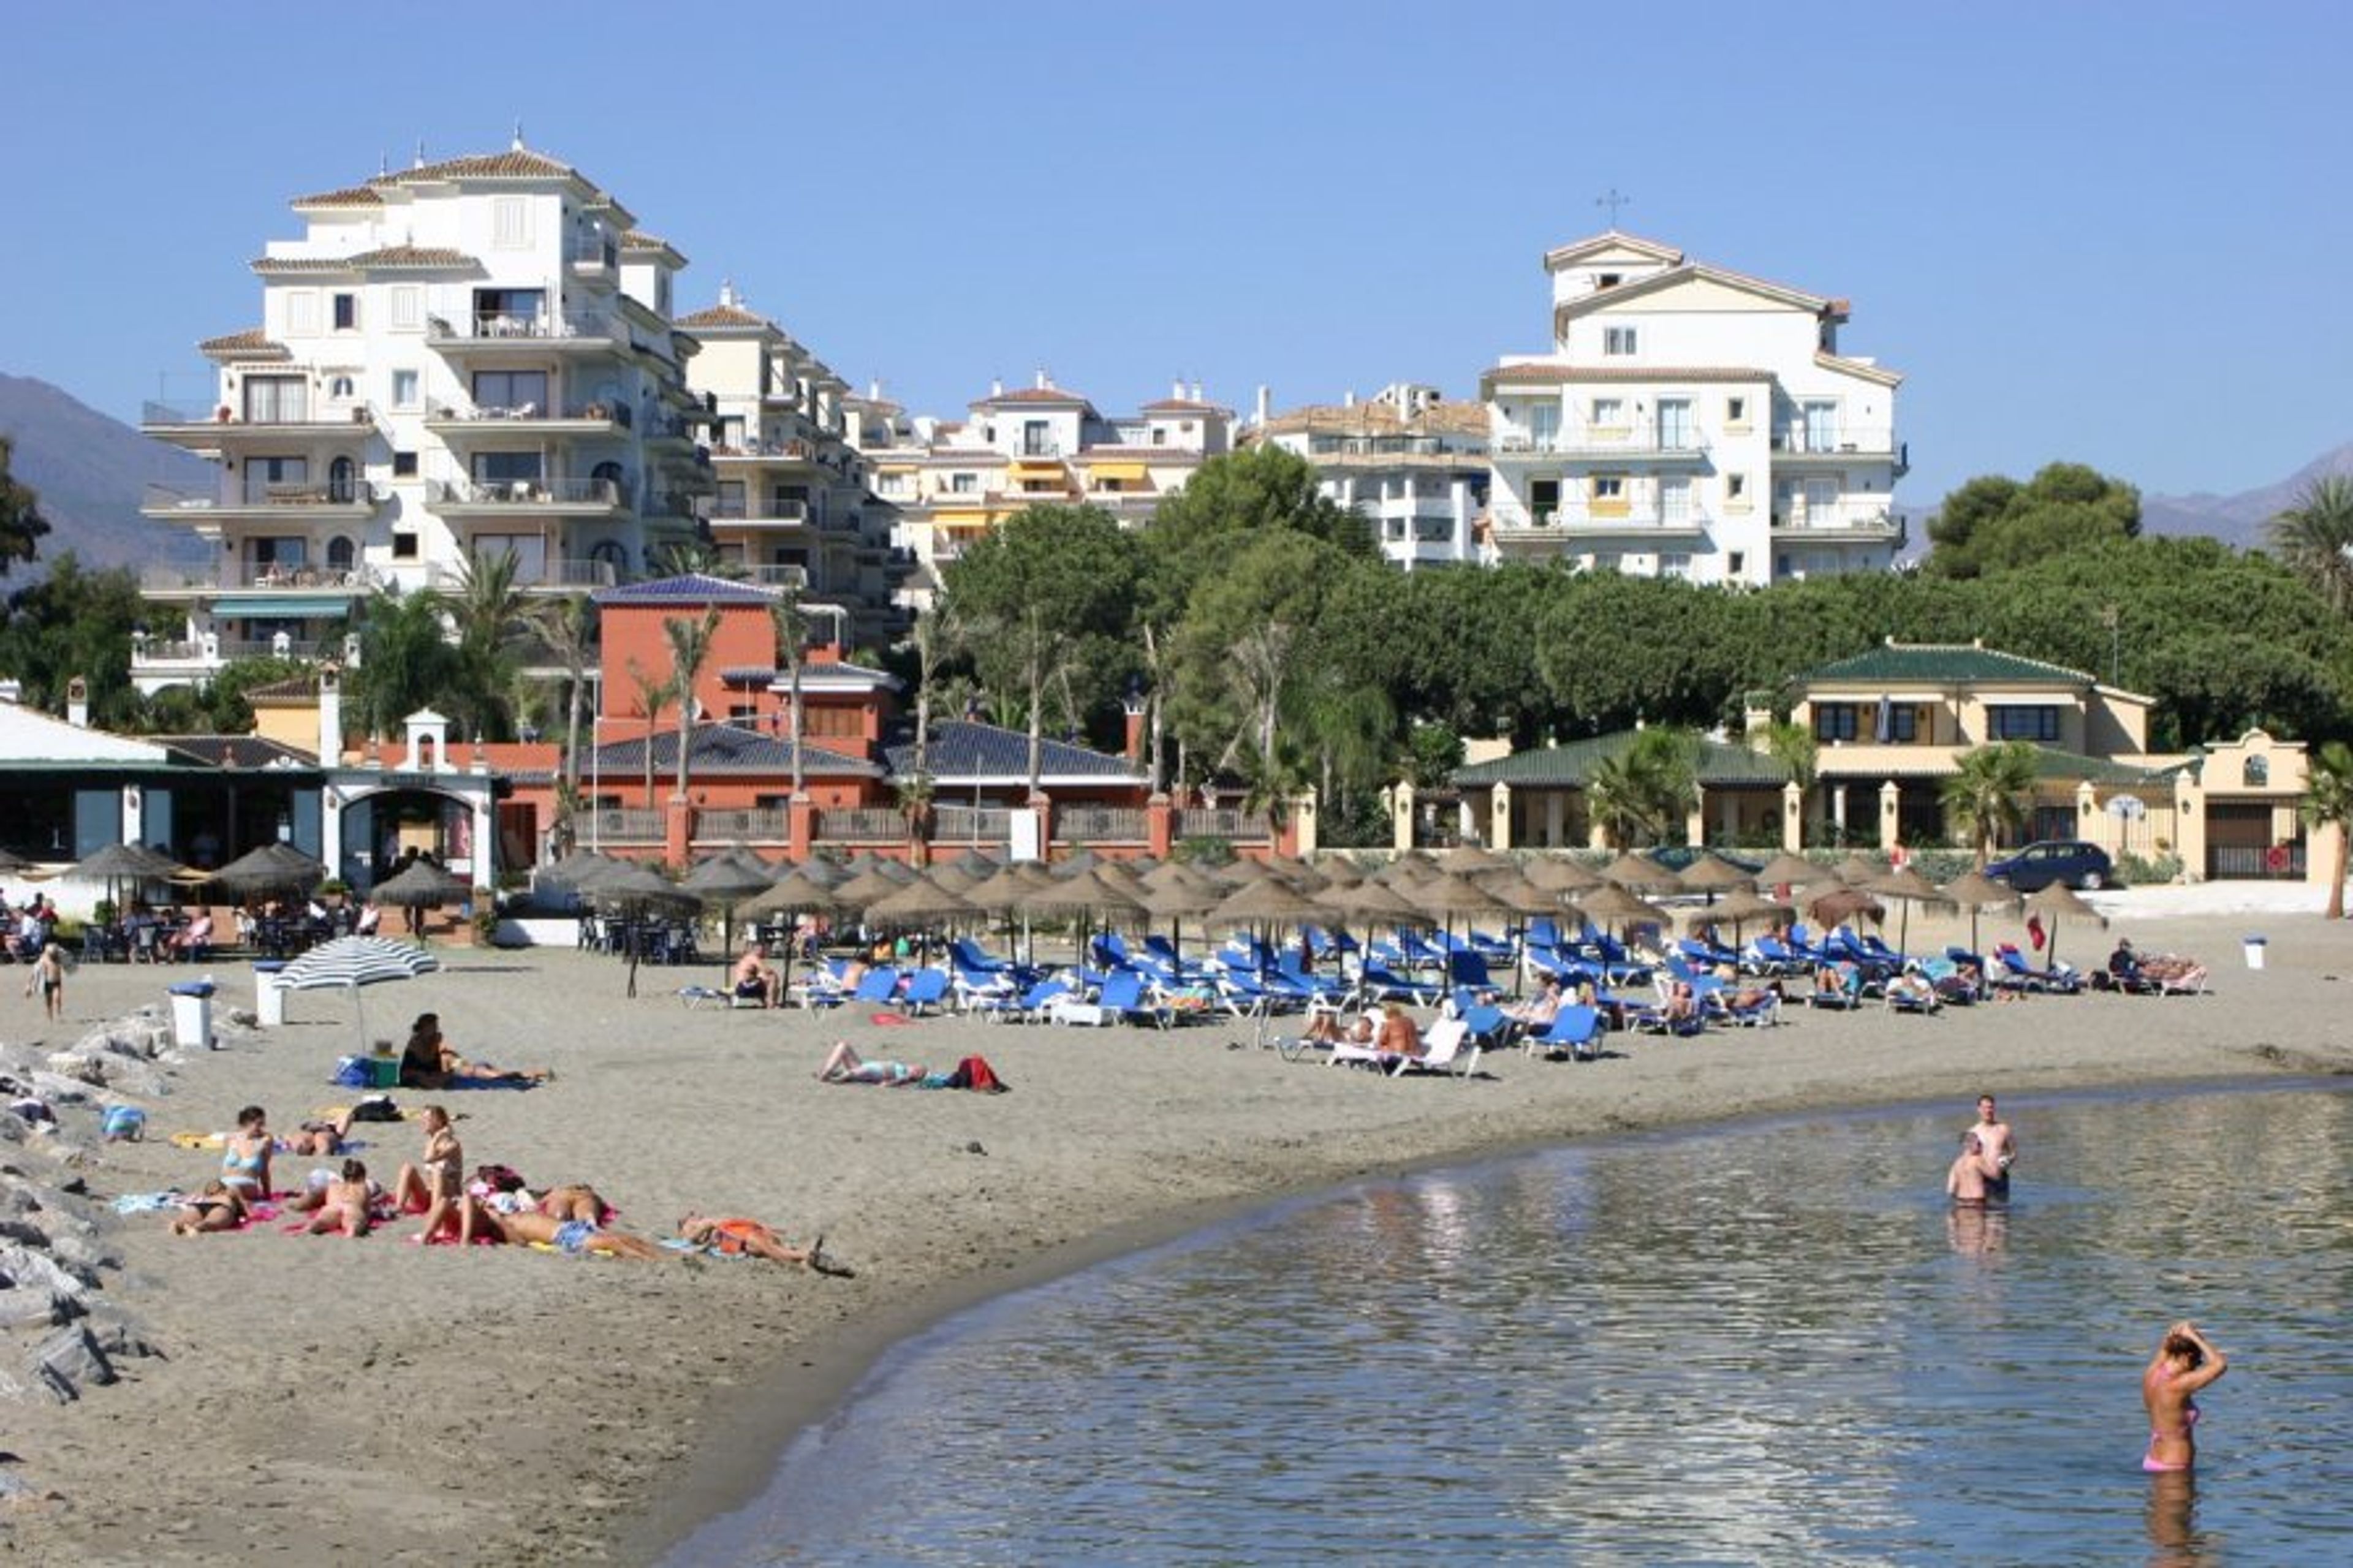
1985,839,2115,892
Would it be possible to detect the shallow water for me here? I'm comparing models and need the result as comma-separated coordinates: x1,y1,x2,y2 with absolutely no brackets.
673,1082,2353,1565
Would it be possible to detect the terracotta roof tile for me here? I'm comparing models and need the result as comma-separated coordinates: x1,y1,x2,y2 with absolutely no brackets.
975,385,1092,407
675,303,773,330
1137,398,1229,414
384,148,583,184
199,328,290,360
1478,362,1768,390
290,184,385,209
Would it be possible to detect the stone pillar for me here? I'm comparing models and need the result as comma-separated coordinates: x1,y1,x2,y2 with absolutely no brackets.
318,665,344,764
1026,790,1053,863
1387,783,1415,853
1287,791,1318,857
1877,781,1901,850
2075,779,2101,855
1146,793,1175,858
1488,782,1512,851
473,793,498,890
2173,771,2203,883
322,785,346,884
664,798,692,866
1544,791,1564,848
1684,786,1707,848
1782,781,1804,853
787,795,817,864
121,784,144,848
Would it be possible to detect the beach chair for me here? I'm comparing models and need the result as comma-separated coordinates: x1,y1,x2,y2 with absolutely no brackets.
1097,969,1172,1029
792,958,852,1010
1357,961,1441,1006
1528,1003,1605,1060
1808,963,1865,1009
900,968,951,1017
1387,1017,1480,1080
1457,1004,1511,1054
851,966,903,1006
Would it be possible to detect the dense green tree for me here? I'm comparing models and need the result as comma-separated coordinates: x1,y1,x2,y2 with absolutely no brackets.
2299,739,2353,919
940,504,1142,789
2267,474,2353,614
134,655,310,735
0,437,50,577
0,553,146,727
1941,741,2041,863
1923,461,2140,578
1137,445,1373,631
344,586,460,743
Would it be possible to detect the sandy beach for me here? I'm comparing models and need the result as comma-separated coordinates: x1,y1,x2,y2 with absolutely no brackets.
2,890,2346,1564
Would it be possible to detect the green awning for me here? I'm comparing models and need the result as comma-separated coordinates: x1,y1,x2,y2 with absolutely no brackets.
210,594,353,618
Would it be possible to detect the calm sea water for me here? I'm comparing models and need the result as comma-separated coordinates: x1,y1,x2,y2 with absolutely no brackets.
671,1083,2353,1566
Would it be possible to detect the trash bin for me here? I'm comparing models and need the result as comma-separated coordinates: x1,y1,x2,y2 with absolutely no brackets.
252,960,287,1027
2243,936,2267,971
167,979,218,1050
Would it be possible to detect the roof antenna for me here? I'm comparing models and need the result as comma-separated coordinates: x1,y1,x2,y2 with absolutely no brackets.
413,139,426,170
378,151,390,178
512,118,525,151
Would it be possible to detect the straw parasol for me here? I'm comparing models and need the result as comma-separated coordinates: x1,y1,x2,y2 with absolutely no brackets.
2022,881,2105,972
797,855,852,888
1835,852,1888,886
1752,851,1833,898
1131,877,1222,969
863,873,979,963
1863,865,1949,957
830,865,911,911
1939,869,2021,953
1572,881,1673,940
1206,876,1328,1048
1523,856,1604,894
1687,884,1791,938
370,860,469,942
588,862,698,997
1598,849,1683,896
1806,885,1885,930
683,853,778,983
1433,843,1510,876
1675,850,1758,897
736,868,851,1000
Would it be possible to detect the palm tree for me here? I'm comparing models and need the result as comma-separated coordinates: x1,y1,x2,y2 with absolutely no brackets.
348,585,455,742
769,588,814,800
2299,739,2353,919
661,608,721,802
1584,729,1701,847
2268,475,2353,613
624,660,670,809
448,549,528,739
1764,719,1821,845
1942,741,2041,865
530,594,599,822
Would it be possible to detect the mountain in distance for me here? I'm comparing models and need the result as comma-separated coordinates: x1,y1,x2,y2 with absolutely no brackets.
2139,441,2353,553
0,373,215,575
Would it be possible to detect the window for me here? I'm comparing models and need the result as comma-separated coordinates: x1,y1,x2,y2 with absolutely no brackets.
392,369,420,408
1590,398,1624,428
392,532,420,559
1803,477,1838,520
1814,703,1859,742
1726,396,1746,424
242,456,309,505
950,472,977,494
492,195,530,249
332,294,358,330
472,451,544,485
1989,706,2061,743
390,286,421,330
1385,518,1406,540
1803,400,1836,452
326,536,355,571
471,370,548,414
1661,476,1692,522
1657,398,1692,449
1597,272,1622,289
392,450,418,477
243,376,307,422
1661,551,1692,578
1528,477,1560,523
1528,401,1560,447
328,456,357,503
286,291,320,336
470,287,545,334
1727,551,1746,576
1603,325,1637,356
1590,475,1626,513
2244,756,2270,787
714,480,746,518
1729,474,1748,501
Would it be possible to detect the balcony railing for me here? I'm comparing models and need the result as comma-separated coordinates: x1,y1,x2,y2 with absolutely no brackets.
933,805,1011,843
138,561,383,593
741,564,809,589
707,498,811,523
814,808,906,843
1770,426,1898,456
1053,807,1146,843
588,808,665,845
132,633,362,668
1495,427,1708,459
1770,507,1904,540
142,401,379,430
1175,808,1271,841
1489,502,1711,533
430,477,622,508
426,309,620,343
693,808,790,843
143,481,382,515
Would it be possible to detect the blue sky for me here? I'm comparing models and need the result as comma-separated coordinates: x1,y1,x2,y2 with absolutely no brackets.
4,1,2347,504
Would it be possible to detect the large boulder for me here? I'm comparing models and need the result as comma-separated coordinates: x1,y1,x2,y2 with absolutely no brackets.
28,1323,115,1402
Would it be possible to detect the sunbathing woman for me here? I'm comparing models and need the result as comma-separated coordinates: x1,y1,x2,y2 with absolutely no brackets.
170,1180,251,1237
276,1109,354,1159
302,1159,375,1238
1375,1002,1423,1061
1302,1010,1375,1047
393,1105,475,1246
400,1013,555,1091
489,1206,669,1260
815,1040,925,1085
676,1213,852,1274
220,1105,274,1202
535,1183,615,1225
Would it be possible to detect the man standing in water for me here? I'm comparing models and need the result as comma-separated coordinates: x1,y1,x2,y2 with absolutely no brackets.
1970,1094,2017,1199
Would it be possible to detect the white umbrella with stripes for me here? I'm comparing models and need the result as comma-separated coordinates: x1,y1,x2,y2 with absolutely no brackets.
274,934,441,1051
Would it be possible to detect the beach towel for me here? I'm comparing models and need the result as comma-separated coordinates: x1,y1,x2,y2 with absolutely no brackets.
170,1131,226,1150
870,1012,912,1027
113,1191,187,1214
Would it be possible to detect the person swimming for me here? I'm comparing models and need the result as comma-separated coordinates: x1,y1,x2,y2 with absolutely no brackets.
2142,1320,2227,1473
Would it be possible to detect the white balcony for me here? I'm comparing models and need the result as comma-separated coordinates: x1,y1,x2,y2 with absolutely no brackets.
425,310,624,357
429,477,626,516
1771,506,1906,544
142,480,384,523
1487,502,1712,541
1492,426,1709,464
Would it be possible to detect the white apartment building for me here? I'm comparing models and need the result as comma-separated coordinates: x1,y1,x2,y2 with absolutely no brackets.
1248,382,1488,569
678,284,913,648
137,140,712,694
852,373,1233,599
1480,231,1906,585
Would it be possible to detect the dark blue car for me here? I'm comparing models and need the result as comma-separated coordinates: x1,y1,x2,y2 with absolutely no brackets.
1985,839,2115,893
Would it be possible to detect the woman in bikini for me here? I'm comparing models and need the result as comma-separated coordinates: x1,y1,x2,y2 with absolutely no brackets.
676,1213,852,1274
2142,1320,2227,1472
393,1105,474,1246
303,1159,375,1238
400,1013,554,1089
170,1180,252,1237
220,1105,273,1202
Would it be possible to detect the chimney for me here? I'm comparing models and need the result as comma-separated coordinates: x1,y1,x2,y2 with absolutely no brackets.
1122,691,1147,762
1172,377,1184,401
1034,368,1050,390
1343,389,1356,408
66,676,89,729
868,378,881,400
719,278,738,309
990,376,1003,397
1255,385,1270,425
1191,382,1203,403
319,664,344,763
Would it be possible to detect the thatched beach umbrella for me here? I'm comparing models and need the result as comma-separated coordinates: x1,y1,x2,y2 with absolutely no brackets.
683,853,778,983
1207,876,1328,1048
863,873,977,964
2022,881,2105,973
737,868,850,999
588,862,698,998
1523,855,1604,895
1676,850,1757,897
1752,850,1832,900
1598,850,1682,896
1688,884,1791,939
1806,885,1885,931
1131,877,1221,969
208,844,320,898
1863,865,1949,958
1939,869,2021,953
1835,852,1887,886
1433,843,1510,876
1571,881,1673,942
371,860,469,942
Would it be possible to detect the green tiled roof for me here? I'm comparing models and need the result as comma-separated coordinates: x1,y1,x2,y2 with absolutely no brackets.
1453,732,1785,789
1798,642,2096,687
1815,745,2167,786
